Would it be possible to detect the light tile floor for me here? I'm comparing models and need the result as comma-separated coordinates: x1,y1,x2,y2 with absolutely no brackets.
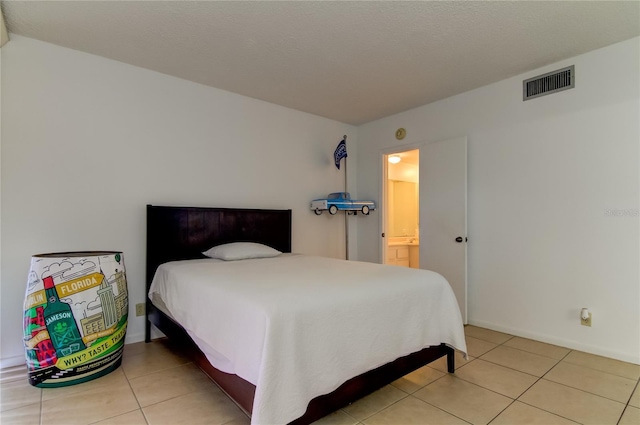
1,326,639,425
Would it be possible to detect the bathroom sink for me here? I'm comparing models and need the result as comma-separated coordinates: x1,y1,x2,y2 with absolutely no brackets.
388,238,419,246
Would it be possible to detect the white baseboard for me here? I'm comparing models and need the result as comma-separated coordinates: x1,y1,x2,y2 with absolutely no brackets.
0,364,27,383
124,331,145,345
0,355,25,370
469,319,640,365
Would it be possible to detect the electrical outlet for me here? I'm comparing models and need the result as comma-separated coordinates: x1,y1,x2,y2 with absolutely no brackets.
581,312,592,327
135,303,145,317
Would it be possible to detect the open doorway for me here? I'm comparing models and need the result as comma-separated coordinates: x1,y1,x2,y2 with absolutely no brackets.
383,149,419,268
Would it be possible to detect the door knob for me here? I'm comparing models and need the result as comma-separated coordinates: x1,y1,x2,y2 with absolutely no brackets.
455,236,463,243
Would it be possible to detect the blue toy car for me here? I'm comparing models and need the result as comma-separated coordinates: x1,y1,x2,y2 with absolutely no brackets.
311,192,376,215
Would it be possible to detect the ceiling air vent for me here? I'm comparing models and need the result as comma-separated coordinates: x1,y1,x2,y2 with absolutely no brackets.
523,65,574,101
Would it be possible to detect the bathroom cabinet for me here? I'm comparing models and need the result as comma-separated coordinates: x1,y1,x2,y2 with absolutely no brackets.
387,245,410,267
387,244,420,268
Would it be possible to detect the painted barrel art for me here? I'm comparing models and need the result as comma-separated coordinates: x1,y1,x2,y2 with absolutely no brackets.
23,251,128,387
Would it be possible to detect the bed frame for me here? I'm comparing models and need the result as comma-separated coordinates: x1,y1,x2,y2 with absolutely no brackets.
145,204,454,424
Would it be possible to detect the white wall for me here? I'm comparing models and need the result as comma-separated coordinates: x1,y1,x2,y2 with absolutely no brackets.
0,36,357,367
356,38,640,363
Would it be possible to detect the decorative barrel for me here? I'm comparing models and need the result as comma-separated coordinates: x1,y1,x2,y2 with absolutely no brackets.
23,251,128,387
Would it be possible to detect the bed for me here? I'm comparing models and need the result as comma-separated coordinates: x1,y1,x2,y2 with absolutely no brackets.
145,205,466,425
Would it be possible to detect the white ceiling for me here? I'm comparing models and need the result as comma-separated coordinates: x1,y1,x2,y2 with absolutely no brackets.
3,1,639,125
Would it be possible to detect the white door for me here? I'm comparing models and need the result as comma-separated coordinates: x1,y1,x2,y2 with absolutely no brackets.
419,137,467,323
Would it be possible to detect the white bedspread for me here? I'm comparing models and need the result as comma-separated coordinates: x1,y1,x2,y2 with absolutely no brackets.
149,255,466,425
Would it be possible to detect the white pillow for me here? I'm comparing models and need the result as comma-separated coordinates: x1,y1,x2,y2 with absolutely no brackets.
202,242,282,261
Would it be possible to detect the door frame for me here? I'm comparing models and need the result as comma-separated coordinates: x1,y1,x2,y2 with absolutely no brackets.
379,142,423,264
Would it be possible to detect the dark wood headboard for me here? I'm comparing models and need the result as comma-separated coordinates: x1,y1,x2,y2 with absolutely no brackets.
145,204,292,298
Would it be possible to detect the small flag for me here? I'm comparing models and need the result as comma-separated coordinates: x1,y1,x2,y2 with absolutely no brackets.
334,137,347,170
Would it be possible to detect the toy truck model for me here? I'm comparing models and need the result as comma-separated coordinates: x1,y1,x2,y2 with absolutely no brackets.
311,192,376,215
